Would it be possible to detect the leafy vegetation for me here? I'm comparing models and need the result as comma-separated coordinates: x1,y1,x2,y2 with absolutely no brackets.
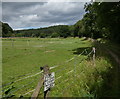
74,2,120,43
14,25,72,38
2,22,14,37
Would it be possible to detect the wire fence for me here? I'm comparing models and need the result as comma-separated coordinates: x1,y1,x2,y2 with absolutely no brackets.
22,47,94,98
2,47,89,88
31,47,94,98
3,81,35,98
2,47,95,98
54,48,94,87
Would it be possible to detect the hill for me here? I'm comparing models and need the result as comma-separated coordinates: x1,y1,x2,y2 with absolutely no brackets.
14,25,73,38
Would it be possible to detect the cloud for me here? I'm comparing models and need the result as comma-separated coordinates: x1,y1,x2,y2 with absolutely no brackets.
2,0,91,2
0,2,2,21
2,2,86,30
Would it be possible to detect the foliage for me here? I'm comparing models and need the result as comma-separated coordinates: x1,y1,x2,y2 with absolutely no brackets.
51,32,60,38
58,25,71,38
2,22,14,37
95,2,120,42
14,25,73,38
74,2,120,42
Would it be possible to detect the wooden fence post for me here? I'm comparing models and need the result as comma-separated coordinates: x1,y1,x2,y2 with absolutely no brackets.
31,73,44,99
31,65,51,99
27,40,29,47
12,39,14,48
43,65,51,99
74,56,77,78
93,47,96,66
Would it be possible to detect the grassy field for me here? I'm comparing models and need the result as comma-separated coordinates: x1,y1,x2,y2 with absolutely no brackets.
2,37,119,98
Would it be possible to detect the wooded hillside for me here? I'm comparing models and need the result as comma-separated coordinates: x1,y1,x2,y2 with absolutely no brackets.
2,22,13,37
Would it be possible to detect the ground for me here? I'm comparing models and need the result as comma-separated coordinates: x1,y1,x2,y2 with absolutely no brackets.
1,37,120,98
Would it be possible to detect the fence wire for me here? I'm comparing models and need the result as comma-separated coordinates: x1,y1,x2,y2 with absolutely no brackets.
53,48,94,89
2,47,90,89
3,80,35,98
2,47,94,98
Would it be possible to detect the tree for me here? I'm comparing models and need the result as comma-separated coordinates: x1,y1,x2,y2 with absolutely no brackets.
94,2,120,42
2,22,13,37
51,32,60,38
59,25,70,38
74,2,120,41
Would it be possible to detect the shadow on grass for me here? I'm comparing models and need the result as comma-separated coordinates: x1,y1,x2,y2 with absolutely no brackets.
72,47,92,55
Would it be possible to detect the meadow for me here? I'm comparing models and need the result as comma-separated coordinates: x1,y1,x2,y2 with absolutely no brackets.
2,37,119,98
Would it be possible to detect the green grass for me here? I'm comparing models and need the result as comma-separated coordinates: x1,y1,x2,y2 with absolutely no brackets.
2,37,92,97
2,37,119,98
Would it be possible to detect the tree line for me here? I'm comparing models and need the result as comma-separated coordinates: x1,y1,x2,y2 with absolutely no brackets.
1,2,120,43
14,25,74,38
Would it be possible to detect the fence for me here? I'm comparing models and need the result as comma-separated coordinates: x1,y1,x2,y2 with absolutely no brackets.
2,47,96,99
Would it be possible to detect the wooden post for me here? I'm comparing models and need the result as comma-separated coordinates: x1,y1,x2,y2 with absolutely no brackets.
74,56,77,77
42,65,51,99
27,40,29,46
31,76,44,99
12,39,14,48
93,47,96,66
31,65,50,99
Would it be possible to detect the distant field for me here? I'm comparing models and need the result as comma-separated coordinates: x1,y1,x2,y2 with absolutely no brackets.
2,37,116,98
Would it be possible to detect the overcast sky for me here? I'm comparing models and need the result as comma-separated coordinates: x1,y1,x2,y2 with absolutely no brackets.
2,1,87,30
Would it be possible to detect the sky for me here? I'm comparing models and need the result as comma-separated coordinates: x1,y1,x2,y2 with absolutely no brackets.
2,1,88,30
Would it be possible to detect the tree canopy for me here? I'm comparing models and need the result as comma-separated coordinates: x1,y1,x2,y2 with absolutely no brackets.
2,22,14,37
75,2,120,42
